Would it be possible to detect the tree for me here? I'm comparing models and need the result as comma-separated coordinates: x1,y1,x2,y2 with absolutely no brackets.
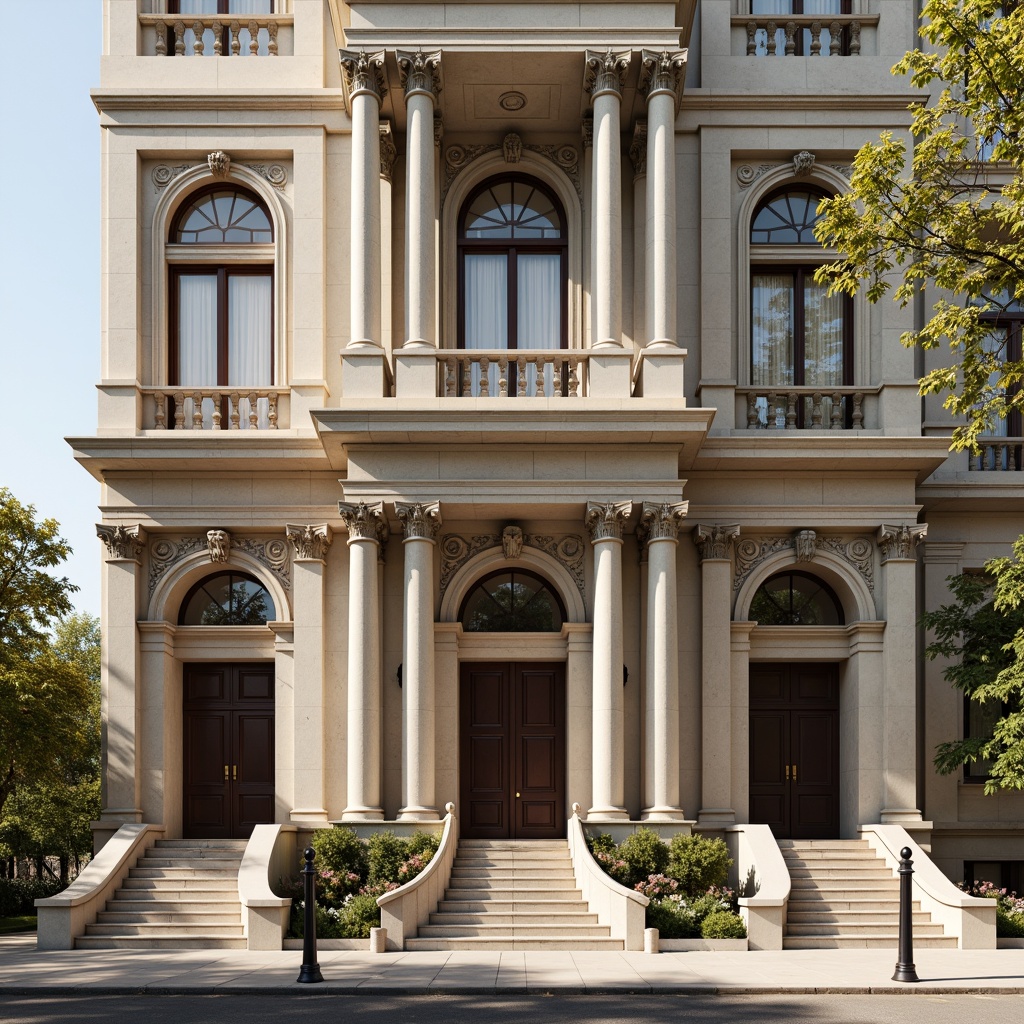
814,0,1024,453
0,489,91,823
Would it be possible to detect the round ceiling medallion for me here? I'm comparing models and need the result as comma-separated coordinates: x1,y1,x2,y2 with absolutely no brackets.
499,91,527,112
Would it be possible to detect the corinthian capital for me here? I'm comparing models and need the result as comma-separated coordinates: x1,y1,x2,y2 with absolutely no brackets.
395,501,442,541
639,49,687,107
877,523,927,562
286,523,333,561
584,48,631,99
693,523,740,561
639,501,689,545
339,501,389,546
97,524,146,562
585,500,632,543
340,49,387,103
397,49,442,101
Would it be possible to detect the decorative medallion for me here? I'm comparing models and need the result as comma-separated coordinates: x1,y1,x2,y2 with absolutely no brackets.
247,163,287,190
152,164,192,192
499,91,527,112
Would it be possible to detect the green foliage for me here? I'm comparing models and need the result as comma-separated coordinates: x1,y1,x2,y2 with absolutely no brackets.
367,830,408,887
813,0,1024,454
617,827,669,886
997,905,1024,938
405,830,442,861
700,910,747,940
644,897,698,939
666,834,733,897
586,831,617,856
0,878,64,917
338,893,382,938
311,826,368,897
922,540,1024,792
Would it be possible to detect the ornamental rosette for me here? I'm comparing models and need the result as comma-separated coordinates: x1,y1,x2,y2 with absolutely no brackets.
338,501,388,546
585,501,632,542
395,501,442,541
286,523,333,561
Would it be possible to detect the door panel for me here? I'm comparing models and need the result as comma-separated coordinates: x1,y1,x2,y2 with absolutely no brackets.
461,662,565,839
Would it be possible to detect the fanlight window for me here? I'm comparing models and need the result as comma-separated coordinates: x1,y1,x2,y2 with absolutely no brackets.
460,570,565,632
749,571,844,626
751,189,825,244
174,189,273,244
179,572,275,626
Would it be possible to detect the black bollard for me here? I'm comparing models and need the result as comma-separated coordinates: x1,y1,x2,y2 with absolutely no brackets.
891,846,919,983
296,846,324,984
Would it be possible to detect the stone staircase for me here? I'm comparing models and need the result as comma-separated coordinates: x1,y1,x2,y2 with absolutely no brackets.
780,839,957,949
76,839,247,949
406,838,621,951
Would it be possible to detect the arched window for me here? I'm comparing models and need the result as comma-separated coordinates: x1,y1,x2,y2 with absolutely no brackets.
749,571,844,626
458,175,567,396
179,571,276,626
459,570,565,632
751,186,852,427
168,186,274,428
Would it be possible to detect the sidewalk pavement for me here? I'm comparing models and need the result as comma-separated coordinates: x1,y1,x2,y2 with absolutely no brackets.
0,935,1022,996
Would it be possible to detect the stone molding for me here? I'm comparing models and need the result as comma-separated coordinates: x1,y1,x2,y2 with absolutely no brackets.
151,159,287,193
693,523,740,562
379,122,397,182
639,49,687,107
147,533,290,595
733,531,876,591
736,158,852,189
395,501,442,541
397,48,442,100
585,500,632,543
584,48,630,98
97,524,146,562
286,523,333,561
877,523,927,562
443,138,581,203
339,48,387,102
338,501,389,546
629,121,647,178
638,501,689,546
207,529,231,562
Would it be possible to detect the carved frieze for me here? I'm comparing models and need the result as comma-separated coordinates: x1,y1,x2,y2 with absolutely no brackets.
734,532,877,591
737,159,852,189
585,501,632,543
247,163,287,190
147,534,290,595
152,163,192,192
338,502,389,546
443,139,581,203
97,524,146,562
877,523,927,562
152,159,289,194
286,523,333,561
694,523,741,561
395,501,442,541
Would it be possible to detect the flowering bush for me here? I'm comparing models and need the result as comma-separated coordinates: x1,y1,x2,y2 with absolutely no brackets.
635,874,679,899
592,850,631,885
958,880,1024,938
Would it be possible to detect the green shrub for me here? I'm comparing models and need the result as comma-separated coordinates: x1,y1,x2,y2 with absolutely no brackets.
667,834,732,896
645,898,698,939
586,831,617,855
0,878,64,917
618,827,669,886
339,893,382,938
700,910,746,940
997,905,1024,938
310,827,368,901
367,830,408,887
686,888,734,925
405,830,441,861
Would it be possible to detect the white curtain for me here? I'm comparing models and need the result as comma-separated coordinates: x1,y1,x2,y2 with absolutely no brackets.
228,274,272,428
752,274,794,427
178,275,218,427
464,254,507,395
804,279,845,424
517,254,560,395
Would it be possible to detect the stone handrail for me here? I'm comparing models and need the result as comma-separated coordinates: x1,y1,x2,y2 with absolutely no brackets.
140,14,291,56
969,437,1023,472
238,823,296,950
566,804,649,951
35,823,165,950
732,14,876,56
859,824,997,949
738,386,870,430
377,802,457,951
727,824,791,951
437,350,589,398
144,387,282,430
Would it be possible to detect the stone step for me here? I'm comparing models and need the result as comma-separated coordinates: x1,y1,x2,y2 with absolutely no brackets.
405,936,624,951
434,899,589,914
450,867,576,880
121,877,238,891
786,921,946,937
418,923,612,938
128,867,242,880
789,877,899,891
96,911,243,925
430,912,598,926
778,840,871,850
787,898,918,912
85,923,245,937
458,840,567,849
139,857,243,870
783,935,958,950
782,850,881,862
444,888,582,902
787,867,896,879
447,876,575,890
112,890,240,904
152,839,248,850
75,936,248,950
786,911,931,925
784,858,895,871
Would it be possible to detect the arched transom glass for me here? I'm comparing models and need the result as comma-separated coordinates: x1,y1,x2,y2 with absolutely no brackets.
751,189,826,245
462,180,564,240
174,189,273,244
749,571,844,626
460,570,565,632
179,572,276,626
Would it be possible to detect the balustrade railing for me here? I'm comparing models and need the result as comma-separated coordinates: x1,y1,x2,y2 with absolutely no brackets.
733,14,870,56
740,387,867,430
969,438,1024,472
140,14,290,56
437,350,588,399
145,388,282,430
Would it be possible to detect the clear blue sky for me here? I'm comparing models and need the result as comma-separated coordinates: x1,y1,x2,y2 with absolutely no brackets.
0,2,101,617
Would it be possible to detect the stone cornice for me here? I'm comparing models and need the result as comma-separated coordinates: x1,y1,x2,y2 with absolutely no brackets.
286,523,333,561
395,501,442,541
583,48,631,99
97,524,146,562
585,500,632,543
338,501,389,546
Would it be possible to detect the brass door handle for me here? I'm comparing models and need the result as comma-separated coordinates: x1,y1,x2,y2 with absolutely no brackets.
792,764,797,782
224,765,229,781
785,765,790,781
515,792,520,798
233,765,238,781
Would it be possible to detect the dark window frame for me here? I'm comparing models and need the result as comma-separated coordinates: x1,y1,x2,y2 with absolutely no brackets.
978,311,1023,437
178,571,276,626
749,570,846,626
458,568,567,633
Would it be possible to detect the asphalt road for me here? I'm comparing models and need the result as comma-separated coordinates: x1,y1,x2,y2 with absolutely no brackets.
1,994,1022,1024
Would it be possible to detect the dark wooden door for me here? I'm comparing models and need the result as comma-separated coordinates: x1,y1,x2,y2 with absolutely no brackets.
749,664,839,839
183,664,275,838
460,662,565,839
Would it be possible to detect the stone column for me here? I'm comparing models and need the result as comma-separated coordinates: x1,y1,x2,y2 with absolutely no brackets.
395,501,442,820
694,523,741,825
585,500,632,819
638,502,688,820
581,117,594,346
96,524,146,825
584,49,630,348
397,49,442,349
379,121,397,350
629,122,647,349
640,50,686,348
286,523,332,823
339,502,389,821
877,523,927,824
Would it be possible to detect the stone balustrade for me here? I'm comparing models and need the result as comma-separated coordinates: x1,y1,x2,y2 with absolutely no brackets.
732,15,870,57
740,387,867,430
145,388,282,430
969,438,1024,472
140,14,290,57
437,350,590,398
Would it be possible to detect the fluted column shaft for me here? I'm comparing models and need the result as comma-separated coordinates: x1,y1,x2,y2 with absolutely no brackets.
396,501,442,820
586,500,631,819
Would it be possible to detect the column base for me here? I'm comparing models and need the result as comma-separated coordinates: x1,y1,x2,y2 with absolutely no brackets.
340,806,385,822
397,805,440,822
641,806,686,822
879,807,925,824
586,805,630,821
697,808,737,826
290,808,330,825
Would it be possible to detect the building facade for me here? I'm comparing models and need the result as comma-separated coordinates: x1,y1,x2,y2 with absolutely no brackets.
78,0,1023,890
